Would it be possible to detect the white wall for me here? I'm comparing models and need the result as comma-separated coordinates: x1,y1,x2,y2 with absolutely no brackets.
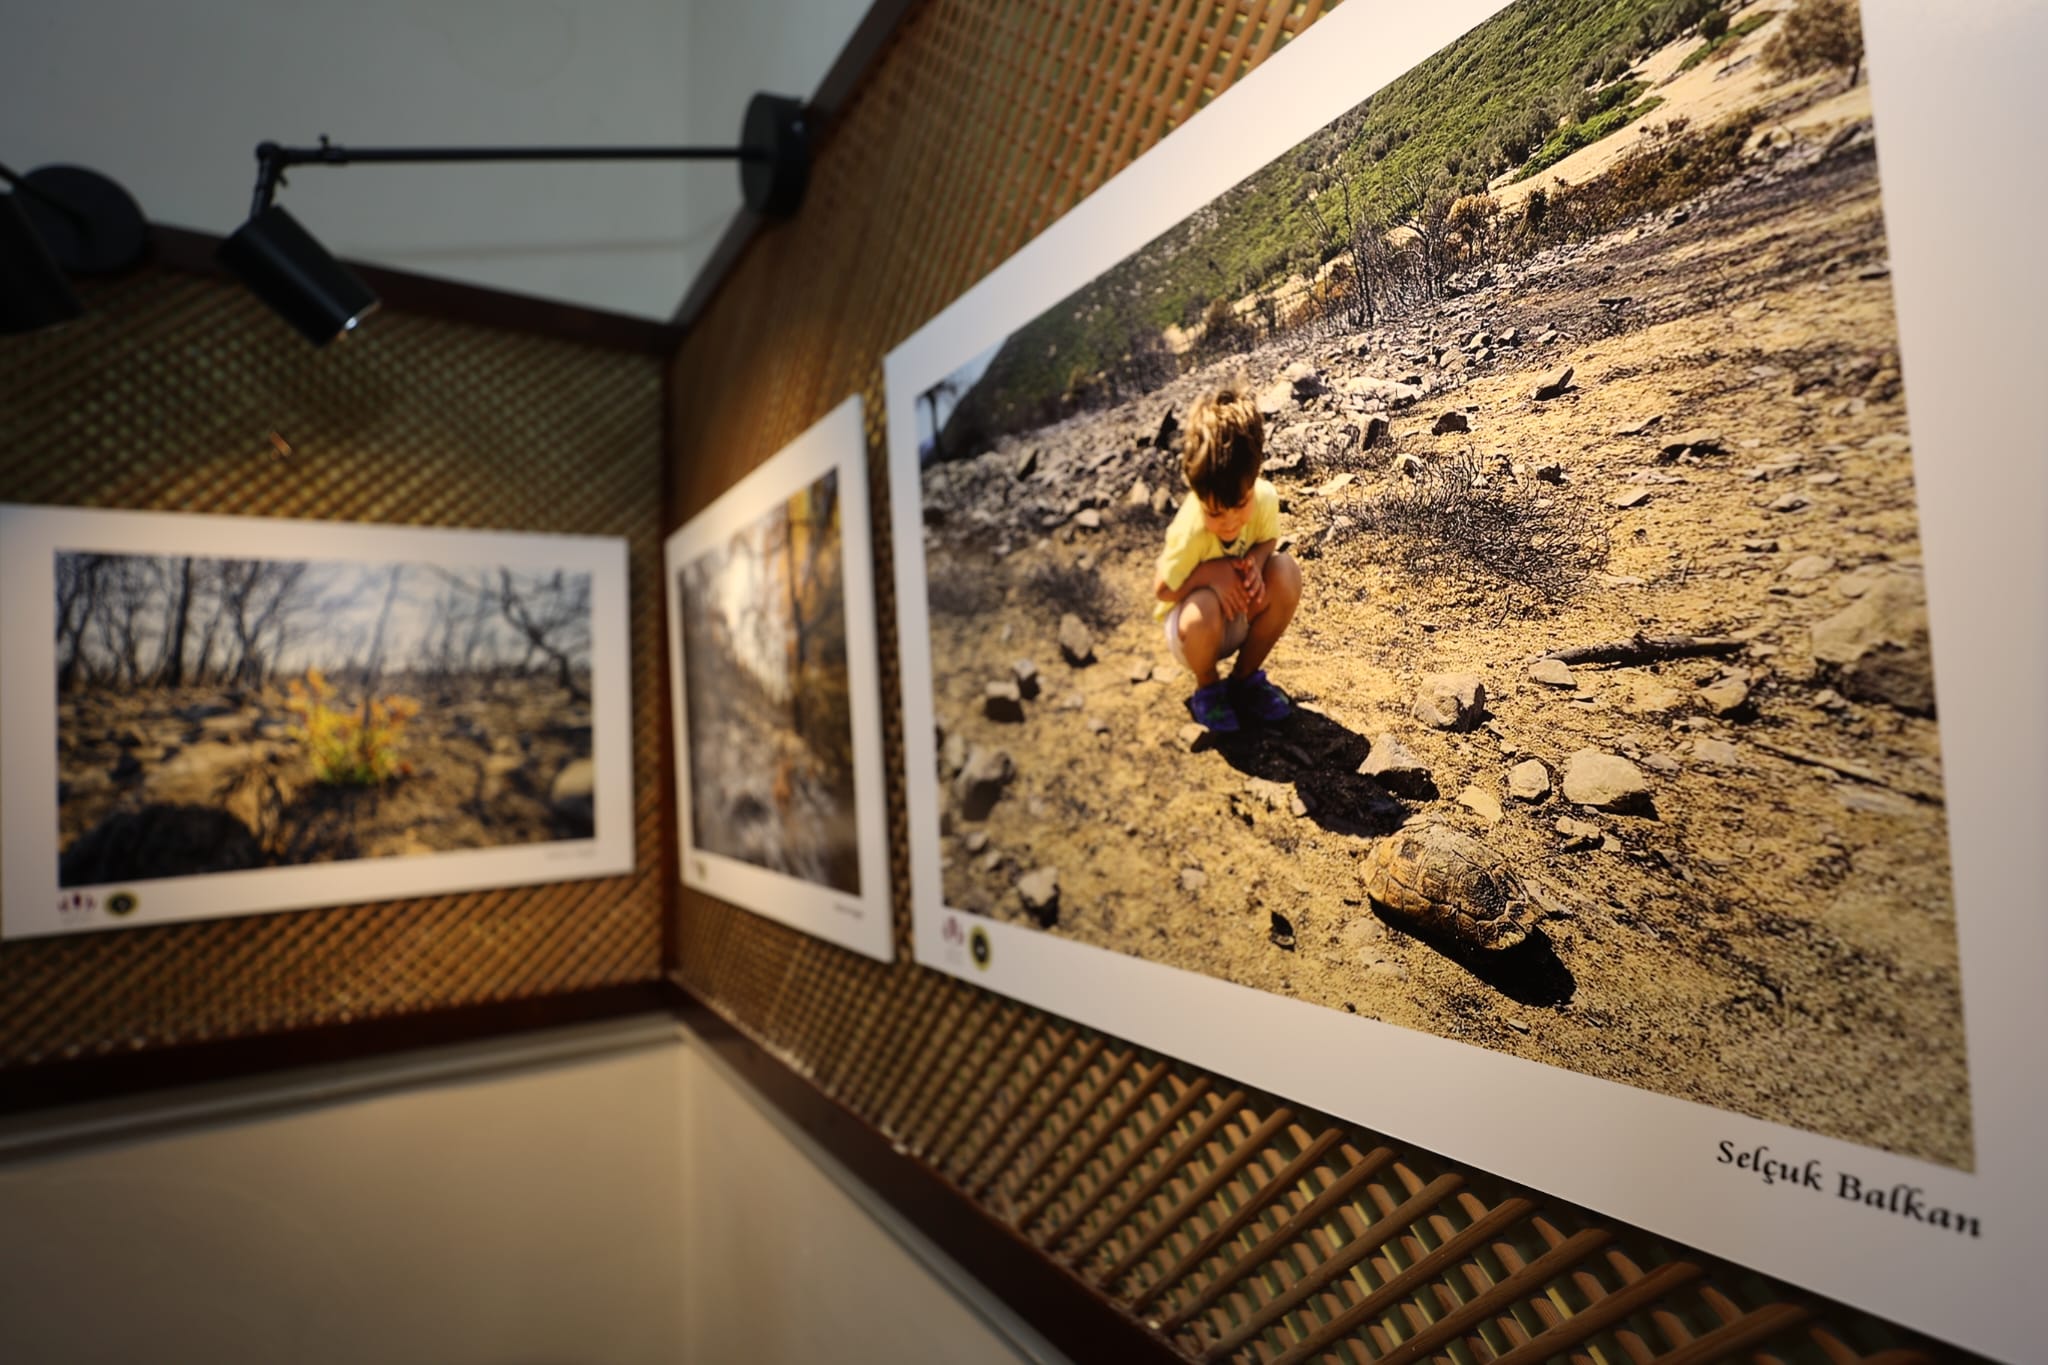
0,1017,1060,1365
3,0,872,319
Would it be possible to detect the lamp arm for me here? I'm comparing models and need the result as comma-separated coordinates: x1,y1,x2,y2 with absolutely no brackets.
244,137,767,216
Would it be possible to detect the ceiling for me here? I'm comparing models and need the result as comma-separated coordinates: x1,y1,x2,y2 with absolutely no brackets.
6,0,874,322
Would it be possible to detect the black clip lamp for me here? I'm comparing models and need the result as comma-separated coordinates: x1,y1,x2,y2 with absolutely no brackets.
1,163,148,335
219,92,810,346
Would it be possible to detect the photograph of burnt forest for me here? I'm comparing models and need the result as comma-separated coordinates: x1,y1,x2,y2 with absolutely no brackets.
918,0,1969,1166
55,551,599,888
676,470,860,895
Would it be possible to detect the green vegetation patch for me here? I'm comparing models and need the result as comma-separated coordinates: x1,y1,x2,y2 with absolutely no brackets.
1675,11,1775,74
1515,89,1666,181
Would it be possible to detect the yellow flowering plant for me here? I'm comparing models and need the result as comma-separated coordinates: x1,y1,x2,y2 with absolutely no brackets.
284,666,420,785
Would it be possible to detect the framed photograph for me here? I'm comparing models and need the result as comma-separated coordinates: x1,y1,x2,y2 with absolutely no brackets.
665,397,891,961
0,506,635,938
883,1,2043,1355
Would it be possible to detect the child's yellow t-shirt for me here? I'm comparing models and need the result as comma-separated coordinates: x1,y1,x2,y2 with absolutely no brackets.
1153,478,1282,620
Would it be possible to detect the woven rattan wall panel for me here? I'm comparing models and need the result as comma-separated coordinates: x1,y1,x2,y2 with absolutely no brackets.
669,1,1961,1361
0,265,665,1068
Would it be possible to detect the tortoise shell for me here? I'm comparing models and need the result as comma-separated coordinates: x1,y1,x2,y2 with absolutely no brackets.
1360,823,1534,951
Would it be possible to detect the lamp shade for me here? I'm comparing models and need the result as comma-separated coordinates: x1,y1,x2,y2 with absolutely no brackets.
0,192,85,334
216,204,379,345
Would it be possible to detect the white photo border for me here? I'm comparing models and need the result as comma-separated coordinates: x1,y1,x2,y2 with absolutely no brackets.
0,505,636,939
882,2,2046,1357
664,396,893,962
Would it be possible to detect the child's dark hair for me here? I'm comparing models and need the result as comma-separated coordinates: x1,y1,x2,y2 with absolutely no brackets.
1182,384,1264,508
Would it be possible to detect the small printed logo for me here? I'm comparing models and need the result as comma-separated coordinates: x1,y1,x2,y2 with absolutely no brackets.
105,891,139,917
941,916,966,947
969,925,992,970
57,891,98,916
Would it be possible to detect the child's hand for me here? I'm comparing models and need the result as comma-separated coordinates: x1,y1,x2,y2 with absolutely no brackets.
1199,559,1251,619
1237,558,1268,613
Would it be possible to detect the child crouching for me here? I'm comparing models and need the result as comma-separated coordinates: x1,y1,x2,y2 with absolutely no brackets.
1152,384,1302,733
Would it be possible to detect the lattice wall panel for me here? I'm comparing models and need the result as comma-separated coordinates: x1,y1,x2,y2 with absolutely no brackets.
0,267,665,1067
668,1,1965,1361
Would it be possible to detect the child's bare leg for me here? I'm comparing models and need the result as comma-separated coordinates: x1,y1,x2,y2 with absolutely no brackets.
1230,552,1301,680
1176,588,1228,686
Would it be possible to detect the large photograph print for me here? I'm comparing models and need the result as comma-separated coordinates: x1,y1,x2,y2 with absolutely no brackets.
1,507,635,938
665,397,891,960
886,1,2041,1354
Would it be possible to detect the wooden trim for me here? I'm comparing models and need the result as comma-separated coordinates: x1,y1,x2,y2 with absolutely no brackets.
0,983,671,1117
149,223,684,355
672,984,1189,1365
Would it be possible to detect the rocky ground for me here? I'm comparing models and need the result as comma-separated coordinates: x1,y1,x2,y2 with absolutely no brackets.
918,128,1970,1168
683,649,861,895
57,677,596,884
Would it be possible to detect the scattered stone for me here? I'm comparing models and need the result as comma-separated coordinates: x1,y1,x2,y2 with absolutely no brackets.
953,746,1015,820
1556,816,1603,850
1361,415,1390,449
978,849,1004,874
1360,732,1435,798
1075,508,1102,531
1698,676,1751,717
1743,538,1779,553
110,751,143,781
1509,759,1551,802
1807,471,1842,487
1810,573,1934,714
1012,659,1040,699
1269,910,1297,950
1611,489,1652,509
1179,867,1207,894
1534,462,1565,484
549,759,596,831
1531,365,1575,401
1016,867,1059,925
1014,448,1039,480
1561,749,1652,812
1178,722,1207,751
1086,715,1111,738
1411,673,1487,731
1431,411,1471,435
1394,452,1424,478
1151,664,1176,685
1315,472,1355,497
1535,328,1561,346
1643,753,1682,775
1128,657,1155,685
963,830,989,854
1767,493,1811,513
1151,484,1174,516
984,680,1025,722
1457,784,1504,824
1690,737,1741,768
1834,784,1918,818
1529,658,1576,688
1499,327,1520,346
1813,688,1849,712
1660,429,1724,460
1256,377,1297,417
1057,613,1095,666
1783,555,1835,581
1127,479,1152,508
940,730,969,777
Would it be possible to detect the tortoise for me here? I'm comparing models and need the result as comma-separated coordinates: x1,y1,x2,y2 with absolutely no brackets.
1360,823,1535,952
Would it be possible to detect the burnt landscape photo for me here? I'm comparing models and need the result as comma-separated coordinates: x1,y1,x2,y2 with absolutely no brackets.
676,469,861,895
55,552,599,887
917,0,1968,1167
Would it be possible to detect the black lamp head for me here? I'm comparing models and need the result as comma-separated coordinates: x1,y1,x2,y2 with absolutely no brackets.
216,204,380,345
740,93,809,219
0,193,84,334
0,164,147,335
